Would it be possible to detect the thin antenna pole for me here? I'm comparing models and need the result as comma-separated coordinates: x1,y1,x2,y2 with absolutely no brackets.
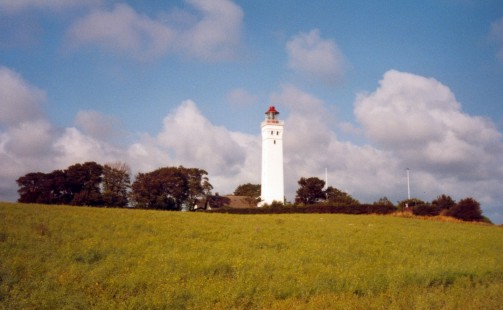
325,168,328,190
407,168,411,200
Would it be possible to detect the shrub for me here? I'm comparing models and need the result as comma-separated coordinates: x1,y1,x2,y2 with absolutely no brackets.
398,198,425,211
446,197,484,222
412,203,440,216
210,203,397,215
431,194,456,211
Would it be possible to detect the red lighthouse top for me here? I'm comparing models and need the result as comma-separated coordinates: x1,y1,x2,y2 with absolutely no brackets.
265,106,279,115
265,106,280,123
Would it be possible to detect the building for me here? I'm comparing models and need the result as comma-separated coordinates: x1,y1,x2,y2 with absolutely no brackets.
260,106,284,206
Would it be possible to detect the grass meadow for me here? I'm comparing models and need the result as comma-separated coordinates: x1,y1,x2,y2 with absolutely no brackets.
1,202,502,309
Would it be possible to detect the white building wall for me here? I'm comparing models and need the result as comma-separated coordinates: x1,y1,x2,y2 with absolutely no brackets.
260,121,284,205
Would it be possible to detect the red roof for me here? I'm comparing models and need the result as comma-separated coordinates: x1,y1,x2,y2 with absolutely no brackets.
265,106,279,114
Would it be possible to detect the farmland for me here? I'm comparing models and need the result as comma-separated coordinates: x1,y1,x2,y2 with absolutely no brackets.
1,202,502,309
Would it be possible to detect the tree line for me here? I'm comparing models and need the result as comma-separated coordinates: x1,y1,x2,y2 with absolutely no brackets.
221,177,488,223
292,177,486,222
16,162,213,211
17,165,488,222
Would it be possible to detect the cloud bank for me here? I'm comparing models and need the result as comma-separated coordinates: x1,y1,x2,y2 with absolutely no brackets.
66,0,243,61
286,29,347,85
1,66,502,223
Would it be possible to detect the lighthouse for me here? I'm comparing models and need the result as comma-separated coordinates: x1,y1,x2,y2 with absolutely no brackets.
260,106,284,206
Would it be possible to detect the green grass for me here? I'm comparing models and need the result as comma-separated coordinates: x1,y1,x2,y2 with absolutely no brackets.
1,202,502,309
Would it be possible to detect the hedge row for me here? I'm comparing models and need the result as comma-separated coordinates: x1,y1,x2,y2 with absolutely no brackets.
209,203,397,215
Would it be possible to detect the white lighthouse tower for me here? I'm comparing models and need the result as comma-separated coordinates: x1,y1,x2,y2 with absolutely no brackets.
260,106,284,206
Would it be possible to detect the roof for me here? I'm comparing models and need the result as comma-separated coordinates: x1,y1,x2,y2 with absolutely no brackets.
265,106,279,114
225,195,258,209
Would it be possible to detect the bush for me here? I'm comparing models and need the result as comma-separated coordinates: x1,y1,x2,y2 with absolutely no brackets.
210,203,397,215
431,194,456,211
446,198,483,222
397,198,425,211
412,203,440,216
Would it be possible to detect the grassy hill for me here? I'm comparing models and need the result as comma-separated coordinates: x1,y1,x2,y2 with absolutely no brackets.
1,202,502,309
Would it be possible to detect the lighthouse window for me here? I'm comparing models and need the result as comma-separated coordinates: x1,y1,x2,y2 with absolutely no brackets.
271,131,273,135
274,140,276,144
276,131,279,135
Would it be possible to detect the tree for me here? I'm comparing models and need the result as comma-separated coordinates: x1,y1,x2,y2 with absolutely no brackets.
207,194,231,209
234,183,261,198
17,172,47,203
234,183,261,207
182,167,212,210
295,177,325,205
17,170,69,204
398,198,425,210
129,166,212,211
65,162,104,206
373,197,394,207
42,169,68,204
412,203,440,216
431,194,456,211
325,186,359,205
446,197,483,222
102,162,131,207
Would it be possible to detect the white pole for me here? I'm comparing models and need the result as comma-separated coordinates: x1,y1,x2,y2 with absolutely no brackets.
407,168,411,200
325,168,328,190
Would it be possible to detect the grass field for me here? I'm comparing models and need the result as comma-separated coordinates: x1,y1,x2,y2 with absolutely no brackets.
1,202,502,309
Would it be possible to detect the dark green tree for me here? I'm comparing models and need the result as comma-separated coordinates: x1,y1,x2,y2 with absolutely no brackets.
234,183,261,197
182,167,212,210
66,162,104,206
446,197,483,222
17,172,47,203
431,194,456,211
373,196,394,207
412,203,440,216
207,194,231,209
129,166,212,211
17,170,69,204
398,198,425,210
42,169,69,204
234,183,261,207
295,177,325,205
102,162,131,207
325,186,359,205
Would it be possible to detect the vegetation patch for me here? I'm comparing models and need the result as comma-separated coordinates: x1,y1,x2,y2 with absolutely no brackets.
1,202,502,309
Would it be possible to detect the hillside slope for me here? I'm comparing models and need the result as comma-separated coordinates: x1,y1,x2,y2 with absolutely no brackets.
1,202,502,309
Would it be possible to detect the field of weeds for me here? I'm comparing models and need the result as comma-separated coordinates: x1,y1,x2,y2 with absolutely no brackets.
1,202,502,309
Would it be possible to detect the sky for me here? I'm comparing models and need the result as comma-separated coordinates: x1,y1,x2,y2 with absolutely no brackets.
1,0,503,223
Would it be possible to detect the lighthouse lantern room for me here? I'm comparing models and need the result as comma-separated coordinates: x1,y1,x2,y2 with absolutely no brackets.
260,106,284,206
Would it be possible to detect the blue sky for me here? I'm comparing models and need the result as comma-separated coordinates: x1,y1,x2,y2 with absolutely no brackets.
1,0,503,223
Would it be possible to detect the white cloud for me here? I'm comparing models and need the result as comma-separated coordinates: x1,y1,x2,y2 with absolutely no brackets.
66,0,243,61
286,29,347,85
66,3,176,61
354,70,503,221
3,120,56,159
53,127,123,168
125,99,260,194
179,0,243,61
74,109,122,142
157,100,246,173
491,16,503,61
270,85,401,202
0,66,45,126
0,66,123,201
354,70,502,178
1,65,502,223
